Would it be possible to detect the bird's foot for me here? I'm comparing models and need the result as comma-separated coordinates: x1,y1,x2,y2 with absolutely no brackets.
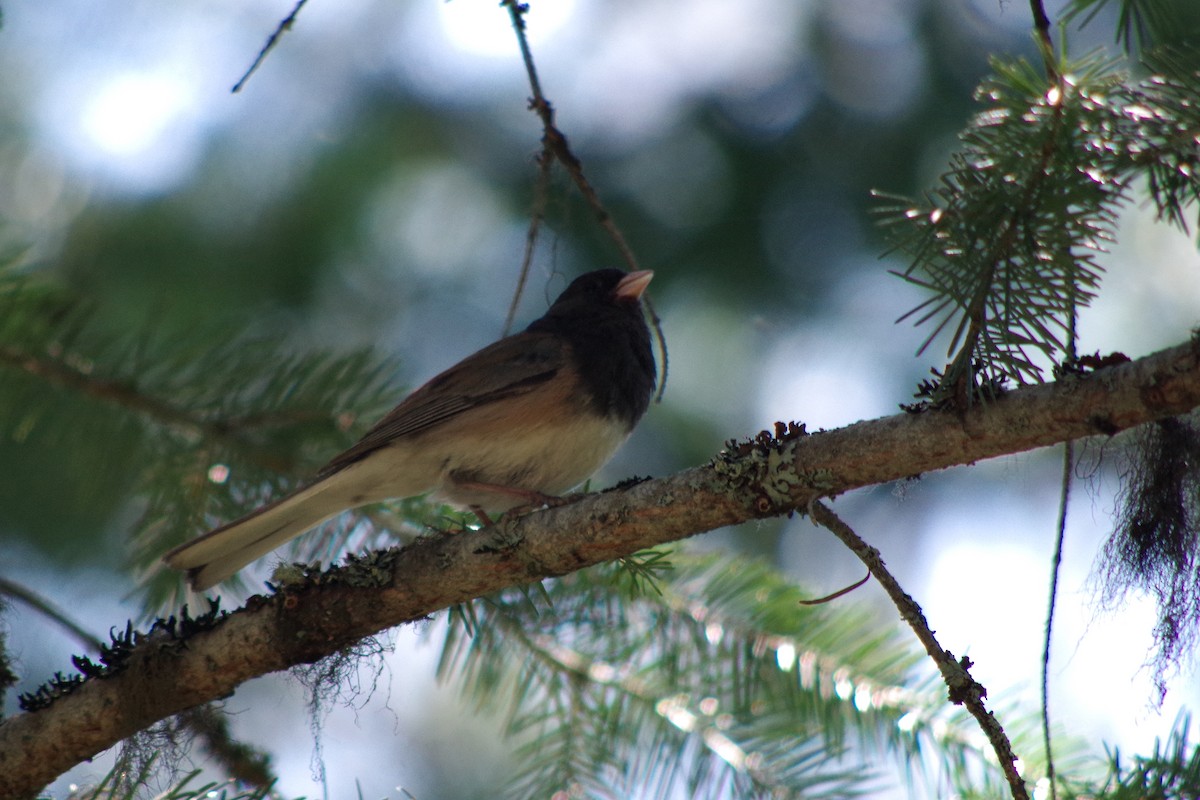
455,481,564,527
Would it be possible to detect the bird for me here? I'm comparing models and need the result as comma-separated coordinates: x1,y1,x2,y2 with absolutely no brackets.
163,268,656,591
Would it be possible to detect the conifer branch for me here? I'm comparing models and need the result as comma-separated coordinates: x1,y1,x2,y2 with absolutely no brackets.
0,343,298,474
445,555,972,796
0,278,405,606
1085,711,1200,796
3,338,1200,795
884,52,1200,404
506,626,853,796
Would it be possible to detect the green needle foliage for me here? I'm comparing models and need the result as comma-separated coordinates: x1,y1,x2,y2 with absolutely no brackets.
1065,0,1191,52
129,334,403,607
879,46,1200,404
1062,712,1200,799
61,761,284,800
0,272,405,608
438,552,1011,799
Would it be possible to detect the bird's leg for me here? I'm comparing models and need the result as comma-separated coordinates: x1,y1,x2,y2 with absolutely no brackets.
453,480,563,527
502,492,580,518
468,505,495,526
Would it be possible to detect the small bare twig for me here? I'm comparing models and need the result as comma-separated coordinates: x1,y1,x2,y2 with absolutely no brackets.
1042,442,1071,800
503,148,553,336
500,0,669,400
1029,0,1060,81
501,1,642,268
798,570,871,606
0,576,102,651
501,0,641,269
232,0,309,93
807,500,1029,800
1042,204,1079,800
1029,0,1053,45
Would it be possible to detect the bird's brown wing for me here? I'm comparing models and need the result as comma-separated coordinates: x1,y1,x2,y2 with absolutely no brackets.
319,331,567,476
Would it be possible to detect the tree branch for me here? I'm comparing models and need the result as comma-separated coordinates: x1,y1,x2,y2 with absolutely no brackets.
3,338,1200,795
231,0,309,93
808,501,1028,800
500,0,670,401
501,0,643,275
0,344,302,474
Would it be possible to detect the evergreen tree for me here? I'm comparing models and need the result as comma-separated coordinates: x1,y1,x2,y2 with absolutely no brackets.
1,0,1200,797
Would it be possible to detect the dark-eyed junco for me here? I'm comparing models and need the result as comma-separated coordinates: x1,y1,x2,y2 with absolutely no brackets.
164,269,656,590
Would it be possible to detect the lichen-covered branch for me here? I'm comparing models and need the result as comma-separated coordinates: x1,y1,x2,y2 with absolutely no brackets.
2,338,1199,796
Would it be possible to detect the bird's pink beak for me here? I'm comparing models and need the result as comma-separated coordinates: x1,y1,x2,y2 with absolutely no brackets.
615,270,654,301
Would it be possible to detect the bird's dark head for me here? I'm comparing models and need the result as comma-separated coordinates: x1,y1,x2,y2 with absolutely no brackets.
548,268,653,315
529,268,657,425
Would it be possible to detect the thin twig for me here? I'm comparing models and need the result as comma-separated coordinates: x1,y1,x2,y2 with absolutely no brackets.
0,576,102,651
232,0,310,93
1029,0,1059,80
1029,0,1053,45
506,2,636,271
1042,227,1079,800
1042,442,1070,800
500,0,669,400
503,148,553,336
501,0,641,271
807,500,1029,800
798,570,871,605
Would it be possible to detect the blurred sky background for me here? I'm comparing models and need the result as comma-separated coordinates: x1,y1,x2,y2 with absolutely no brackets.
2,0,1200,797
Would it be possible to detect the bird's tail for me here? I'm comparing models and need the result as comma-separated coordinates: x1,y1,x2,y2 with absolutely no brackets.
163,476,351,591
